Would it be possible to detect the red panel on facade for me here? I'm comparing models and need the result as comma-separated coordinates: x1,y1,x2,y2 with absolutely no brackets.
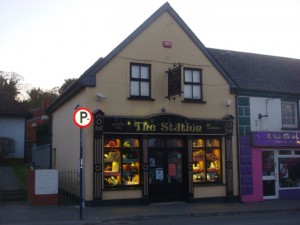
162,40,172,48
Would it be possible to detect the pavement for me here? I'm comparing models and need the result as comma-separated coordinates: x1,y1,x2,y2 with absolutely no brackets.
0,166,300,225
0,199,299,225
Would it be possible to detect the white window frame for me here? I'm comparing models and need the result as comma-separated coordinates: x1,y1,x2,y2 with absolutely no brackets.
130,63,151,99
183,68,202,101
281,101,298,128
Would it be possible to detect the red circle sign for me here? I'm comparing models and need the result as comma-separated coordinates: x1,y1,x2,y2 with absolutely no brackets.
73,107,93,128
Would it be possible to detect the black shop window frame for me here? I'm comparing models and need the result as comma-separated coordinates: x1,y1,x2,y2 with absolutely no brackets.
192,137,223,185
103,135,142,189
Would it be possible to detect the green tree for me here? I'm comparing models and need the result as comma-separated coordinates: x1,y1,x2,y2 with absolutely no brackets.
0,71,23,99
20,78,76,109
59,78,77,94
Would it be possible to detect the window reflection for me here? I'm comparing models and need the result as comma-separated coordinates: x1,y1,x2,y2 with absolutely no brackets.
148,138,164,148
279,158,300,188
148,138,183,148
262,151,275,176
166,138,183,148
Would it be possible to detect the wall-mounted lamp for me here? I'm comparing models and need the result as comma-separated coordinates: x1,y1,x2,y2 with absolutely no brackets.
96,93,107,101
258,113,268,119
161,107,166,113
226,99,231,113
226,99,231,107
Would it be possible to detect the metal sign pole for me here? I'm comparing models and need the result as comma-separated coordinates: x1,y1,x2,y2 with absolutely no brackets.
79,127,83,220
73,107,93,221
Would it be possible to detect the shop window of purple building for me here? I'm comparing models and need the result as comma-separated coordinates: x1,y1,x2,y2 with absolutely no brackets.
279,158,300,188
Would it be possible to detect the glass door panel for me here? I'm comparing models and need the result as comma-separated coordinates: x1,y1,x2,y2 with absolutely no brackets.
148,148,183,202
166,150,183,201
262,151,275,176
262,150,278,199
149,150,166,202
149,151,164,184
263,180,276,196
167,150,182,183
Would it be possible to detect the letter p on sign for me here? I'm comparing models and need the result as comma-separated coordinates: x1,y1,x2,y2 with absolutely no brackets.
73,108,93,128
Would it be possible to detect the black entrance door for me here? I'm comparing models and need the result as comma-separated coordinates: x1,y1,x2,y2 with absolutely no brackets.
148,148,184,202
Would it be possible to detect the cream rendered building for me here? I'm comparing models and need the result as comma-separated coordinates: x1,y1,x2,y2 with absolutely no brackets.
47,3,238,205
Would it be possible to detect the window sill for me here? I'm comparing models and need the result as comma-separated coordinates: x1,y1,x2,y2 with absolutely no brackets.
128,96,155,101
182,99,207,104
103,185,142,191
281,127,299,130
193,182,224,186
279,187,300,190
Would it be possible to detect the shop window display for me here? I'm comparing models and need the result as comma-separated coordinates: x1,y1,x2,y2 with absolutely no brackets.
103,137,140,187
192,138,221,183
279,158,300,188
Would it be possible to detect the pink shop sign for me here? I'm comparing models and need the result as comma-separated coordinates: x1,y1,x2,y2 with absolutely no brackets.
253,132,300,147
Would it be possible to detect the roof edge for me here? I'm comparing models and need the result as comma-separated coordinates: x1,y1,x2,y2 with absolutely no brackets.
165,8,237,88
48,2,238,113
46,82,84,114
236,88,300,98
47,3,172,114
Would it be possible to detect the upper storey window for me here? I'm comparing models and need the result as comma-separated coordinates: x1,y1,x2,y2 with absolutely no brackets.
130,63,151,99
281,101,298,129
183,68,202,101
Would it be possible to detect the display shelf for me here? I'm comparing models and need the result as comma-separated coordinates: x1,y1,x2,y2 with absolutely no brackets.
122,138,140,148
123,170,138,175
205,139,220,147
104,150,121,161
104,138,121,148
206,172,220,182
207,168,218,172
192,168,204,173
103,142,122,187
122,159,138,164
193,138,204,147
122,162,139,172
193,172,205,183
104,175,121,186
193,150,204,159
122,174,140,185
103,171,121,176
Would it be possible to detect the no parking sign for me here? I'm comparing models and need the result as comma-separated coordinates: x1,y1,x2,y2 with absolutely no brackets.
73,107,93,128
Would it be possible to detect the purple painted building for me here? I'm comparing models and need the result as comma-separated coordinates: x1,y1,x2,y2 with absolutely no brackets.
209,50,300,202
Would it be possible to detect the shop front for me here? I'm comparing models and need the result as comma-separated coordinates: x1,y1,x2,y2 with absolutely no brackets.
92,112,234,204
251,132,300,201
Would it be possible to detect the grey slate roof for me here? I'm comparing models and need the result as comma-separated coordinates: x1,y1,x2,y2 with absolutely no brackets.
0,88,31,117
208,48,300,96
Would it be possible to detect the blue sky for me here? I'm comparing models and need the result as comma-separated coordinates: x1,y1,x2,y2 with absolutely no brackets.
1,0,299,95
